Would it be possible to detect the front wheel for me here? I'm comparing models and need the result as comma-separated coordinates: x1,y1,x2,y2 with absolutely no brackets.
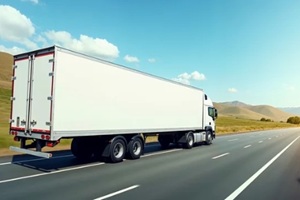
185,132,194,149
205,131,213,145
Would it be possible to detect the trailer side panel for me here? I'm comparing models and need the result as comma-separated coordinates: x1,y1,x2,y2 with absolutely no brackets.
52,48,204,137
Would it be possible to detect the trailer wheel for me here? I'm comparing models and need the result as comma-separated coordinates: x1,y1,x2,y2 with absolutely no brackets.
205,131,213,145
127,137,143,159
109,138,126,163
71,138,94,161
185,132,194,149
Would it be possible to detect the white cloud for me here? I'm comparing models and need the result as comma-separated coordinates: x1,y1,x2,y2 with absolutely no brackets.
124,55,139,63
190,71,206,81
0,6,119,59
22,0,39,4
0,45,26,55
172,71,206,85
228,88,238,93
0,5,36,49
148,58,156,63
44,30,119,59
173,77,191,85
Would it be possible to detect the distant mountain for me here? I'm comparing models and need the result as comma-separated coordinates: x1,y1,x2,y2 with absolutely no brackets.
0,52,13,89
214,101,295,122
278,107,300,116
218,101,250,107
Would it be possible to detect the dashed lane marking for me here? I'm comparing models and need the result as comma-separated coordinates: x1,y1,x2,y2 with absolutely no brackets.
212,153,230,159
94,185,140,200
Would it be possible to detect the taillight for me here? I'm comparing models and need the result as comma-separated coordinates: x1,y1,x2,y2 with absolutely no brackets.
41,134,51,140
11,131,18,136
46,140,59,147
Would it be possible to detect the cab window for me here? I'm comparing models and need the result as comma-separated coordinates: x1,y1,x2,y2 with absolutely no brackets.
208,107,215,118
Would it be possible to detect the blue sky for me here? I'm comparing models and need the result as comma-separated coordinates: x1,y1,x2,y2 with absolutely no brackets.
0,0,300,107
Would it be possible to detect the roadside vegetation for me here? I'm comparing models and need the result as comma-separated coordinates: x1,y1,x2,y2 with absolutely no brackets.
216,116,298,134
287,116,300,124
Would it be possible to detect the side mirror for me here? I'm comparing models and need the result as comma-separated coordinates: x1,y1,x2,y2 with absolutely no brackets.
215,109,218,118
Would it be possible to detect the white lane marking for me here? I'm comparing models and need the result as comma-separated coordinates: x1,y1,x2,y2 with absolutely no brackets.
225,135,300,200
0,162,105,184
142,149,182,158
268,138,272,140
0,155,73,166
258,141,263,143
94,185,139,200
244,145,252,149
228,139,238,142
0,149,182,184
212,153,230,160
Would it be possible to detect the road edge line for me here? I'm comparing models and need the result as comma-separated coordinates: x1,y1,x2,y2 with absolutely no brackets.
225,135,300,200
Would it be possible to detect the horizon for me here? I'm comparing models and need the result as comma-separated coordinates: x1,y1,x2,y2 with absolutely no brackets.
0,1,299,107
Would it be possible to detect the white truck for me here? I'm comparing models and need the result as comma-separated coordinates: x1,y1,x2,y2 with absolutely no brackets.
9,46,218,162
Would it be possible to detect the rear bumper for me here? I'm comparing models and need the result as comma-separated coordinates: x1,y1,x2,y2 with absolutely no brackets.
9,146,52,158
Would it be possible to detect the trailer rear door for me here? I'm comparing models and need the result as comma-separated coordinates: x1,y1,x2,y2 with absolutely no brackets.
11,50,54,135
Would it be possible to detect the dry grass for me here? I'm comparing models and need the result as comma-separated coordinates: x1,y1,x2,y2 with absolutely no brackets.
214,102,294,122
0,52,13,89
216,116,298,134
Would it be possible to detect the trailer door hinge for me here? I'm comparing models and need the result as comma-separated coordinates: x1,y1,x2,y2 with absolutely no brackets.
13,65,17,69
47,96,53,101
10,97,16,101
46,122,51,126
49,72,54,77
11,76,16,81
30,120,37,127
9,119,14,123
21,120,26,126
49,59,54,63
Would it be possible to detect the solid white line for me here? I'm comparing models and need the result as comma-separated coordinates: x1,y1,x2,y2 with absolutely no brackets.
0,162,105,184
244,145,251,149
141,149,182,158
0,155,73,166
225,135,300,200
258,141,263,143
212,153,230,159
268,138,272,140
94,185,139,200
228,139,238,142
0,149,182,184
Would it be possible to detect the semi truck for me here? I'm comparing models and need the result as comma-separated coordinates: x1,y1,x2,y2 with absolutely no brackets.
9,46,218,163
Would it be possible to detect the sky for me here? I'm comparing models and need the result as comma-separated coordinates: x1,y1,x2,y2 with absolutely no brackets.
0,0,300,107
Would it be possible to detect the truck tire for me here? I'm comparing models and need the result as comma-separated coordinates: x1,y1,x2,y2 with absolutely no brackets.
71,137,94,161
127,137,143,159
205,131,213,145
109,138,126,163
185,132,194,149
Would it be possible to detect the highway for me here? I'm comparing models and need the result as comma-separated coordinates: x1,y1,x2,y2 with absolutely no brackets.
0,128,300,200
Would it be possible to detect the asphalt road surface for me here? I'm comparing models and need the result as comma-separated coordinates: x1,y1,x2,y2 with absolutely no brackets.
0,128,300,200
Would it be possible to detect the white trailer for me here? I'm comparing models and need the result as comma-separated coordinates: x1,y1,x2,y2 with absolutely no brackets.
9,46,218,162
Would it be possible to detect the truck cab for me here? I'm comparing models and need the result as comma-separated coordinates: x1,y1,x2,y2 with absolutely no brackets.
204,94,218,138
